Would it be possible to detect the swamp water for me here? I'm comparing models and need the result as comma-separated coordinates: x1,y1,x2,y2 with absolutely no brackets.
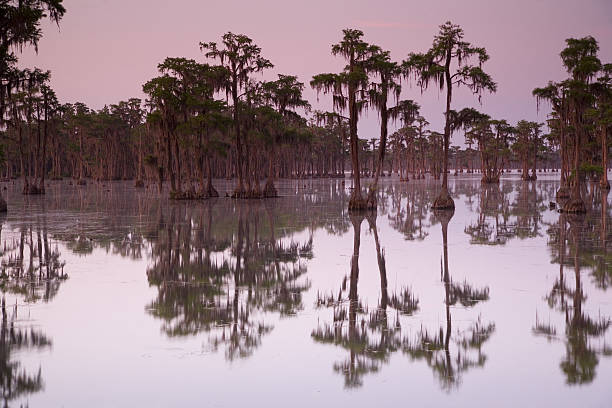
1,175,611,407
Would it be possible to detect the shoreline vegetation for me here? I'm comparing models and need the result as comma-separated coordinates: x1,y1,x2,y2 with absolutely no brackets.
0,1,610,214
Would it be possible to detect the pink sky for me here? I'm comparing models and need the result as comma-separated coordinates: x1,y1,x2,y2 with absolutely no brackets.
18,0,612,141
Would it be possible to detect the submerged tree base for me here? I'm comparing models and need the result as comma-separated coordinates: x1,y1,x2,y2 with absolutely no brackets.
431,190,455,210
348,191,376,212
76,179,87,186
135,179,145,188
481,175,500,184
231,187,247,199
170,187,219,200
556,186,571,200
600,180,610,190
0,197,6,212
263,182,278,198
23,185,45,195
203,186,219,198
231,187,268,199
561,198,587,214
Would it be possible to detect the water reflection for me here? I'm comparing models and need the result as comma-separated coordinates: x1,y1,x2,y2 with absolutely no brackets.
511,181,545,239
0,178,610,405
0,215,67,407
562,216,610,384
145,201,311,359
0,217,67,303
386,183,432,241
464,185,512,245
536,189,612,385
312,214,414,388
0,302,51,408
403,209,494,390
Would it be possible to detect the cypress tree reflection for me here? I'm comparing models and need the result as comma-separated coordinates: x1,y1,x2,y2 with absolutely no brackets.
0,216,67,303
146,201,311,360
0,300,52,408
537,211,611,385
562,215,610,384
0,216,66,407
312,213,418,388
594,188,612,289
512,181,545,240
464,184,512,245
387,182,432,241
403,209,494,390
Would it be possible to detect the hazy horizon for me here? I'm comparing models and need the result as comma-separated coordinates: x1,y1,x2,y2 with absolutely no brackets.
18,0,612,139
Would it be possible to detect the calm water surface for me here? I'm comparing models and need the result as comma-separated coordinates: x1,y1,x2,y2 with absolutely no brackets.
2,175,611,407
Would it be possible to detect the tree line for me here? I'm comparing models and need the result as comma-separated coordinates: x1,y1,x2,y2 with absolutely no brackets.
0,1,610,213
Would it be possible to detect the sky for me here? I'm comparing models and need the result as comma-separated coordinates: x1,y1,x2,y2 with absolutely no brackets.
18,0,612,142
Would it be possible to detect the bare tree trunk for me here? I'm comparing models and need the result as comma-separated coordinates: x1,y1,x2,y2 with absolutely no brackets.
601,127,609,189
264,147,278,198
367,94,388,209
205,155,218,198
232,74,246,197
433,50,454,210
563,114,586,213
77,129,86,186
532,134,537,180
39,100,48,194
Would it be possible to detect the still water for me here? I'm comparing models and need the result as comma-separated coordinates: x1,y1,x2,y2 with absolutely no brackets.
1,175,611,407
